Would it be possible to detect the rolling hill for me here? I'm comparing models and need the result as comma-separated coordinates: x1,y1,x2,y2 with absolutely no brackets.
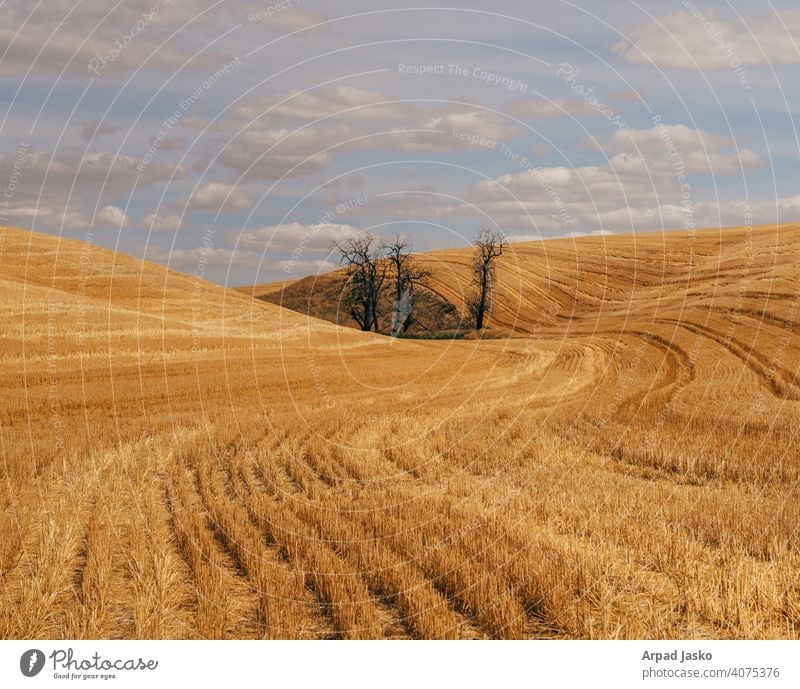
1,222,798,640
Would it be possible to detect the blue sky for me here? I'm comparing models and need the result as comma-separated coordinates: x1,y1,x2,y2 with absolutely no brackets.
1,0,799,284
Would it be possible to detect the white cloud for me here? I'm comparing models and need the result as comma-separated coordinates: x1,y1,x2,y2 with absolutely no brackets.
699,195,800,227
240,222,361,250
605,124,762,176
96,205,129,227
349,188,464,220
462,122,761,233
185,183,252,211
0,1,234,76
275,257,338,274
230,85,413,124
465,163,661,232
7,205,94,232
199,86,523,179
411,109,520,149
510,98,597,118
143,213,182,232
215,130,333,181
465,155,799,236
612,10,800,69
0,147,180,190
147,246,260,272
0,146,184,231
610,124,731,156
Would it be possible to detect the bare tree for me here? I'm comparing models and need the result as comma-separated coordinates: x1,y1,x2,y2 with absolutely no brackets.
467,227,507,330
383,235,431,337
333,234,388,332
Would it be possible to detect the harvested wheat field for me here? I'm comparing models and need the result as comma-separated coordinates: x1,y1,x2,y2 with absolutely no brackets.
1,222,799,640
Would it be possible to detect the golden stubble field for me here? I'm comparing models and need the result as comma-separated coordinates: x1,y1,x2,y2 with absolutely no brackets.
1,222,798,639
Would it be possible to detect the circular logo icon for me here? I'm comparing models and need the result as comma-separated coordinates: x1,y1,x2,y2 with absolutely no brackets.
20,649,45,677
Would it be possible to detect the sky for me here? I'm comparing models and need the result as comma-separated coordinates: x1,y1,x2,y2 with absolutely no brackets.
1,0,798,285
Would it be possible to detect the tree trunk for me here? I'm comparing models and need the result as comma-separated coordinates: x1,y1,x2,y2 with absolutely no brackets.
475,265,489,329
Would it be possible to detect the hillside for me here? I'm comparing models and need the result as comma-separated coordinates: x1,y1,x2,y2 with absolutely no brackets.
1,223,799,640
253,270,464,336
254,225,800,341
